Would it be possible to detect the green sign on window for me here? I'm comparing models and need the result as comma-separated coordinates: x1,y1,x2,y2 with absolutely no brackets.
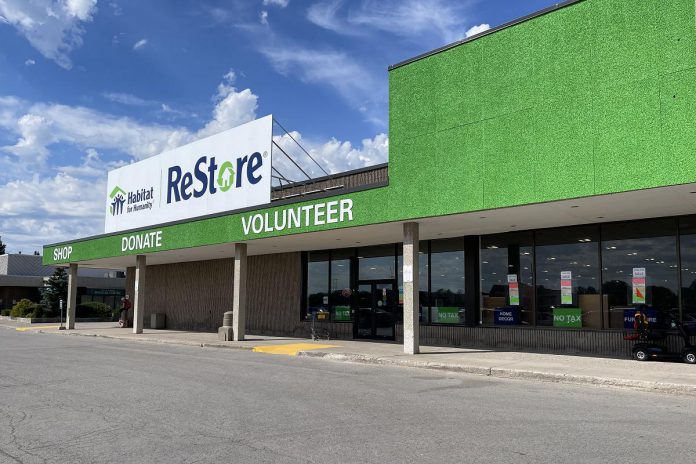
434,307,462,324
333,306,351,321
553,307,582,328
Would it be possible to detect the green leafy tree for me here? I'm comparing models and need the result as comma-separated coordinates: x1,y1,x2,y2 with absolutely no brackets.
40,268,68,317
0,236,6,255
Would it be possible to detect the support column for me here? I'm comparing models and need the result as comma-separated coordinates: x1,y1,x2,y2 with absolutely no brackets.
66,263,78,330
232,243,247,342
403,222,420,354
133,255,146,334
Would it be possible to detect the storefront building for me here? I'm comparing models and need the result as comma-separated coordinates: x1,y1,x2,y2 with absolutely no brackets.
43,0,696,356
0,253,125,311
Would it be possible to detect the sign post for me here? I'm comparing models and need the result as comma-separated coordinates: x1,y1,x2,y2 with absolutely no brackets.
59,298,65,330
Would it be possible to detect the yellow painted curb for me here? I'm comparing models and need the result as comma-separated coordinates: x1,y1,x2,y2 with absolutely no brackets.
252,343,336,356
16,326,60,332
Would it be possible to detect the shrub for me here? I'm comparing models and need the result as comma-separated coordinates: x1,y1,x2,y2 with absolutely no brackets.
30,306,44,318
0,309,9,316
76,301,112,318
10,299,43,318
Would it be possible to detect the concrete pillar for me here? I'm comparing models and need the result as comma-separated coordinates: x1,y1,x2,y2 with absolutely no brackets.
403,222,420,354
232,243,247,341
66,263,78,330
133,255,146,334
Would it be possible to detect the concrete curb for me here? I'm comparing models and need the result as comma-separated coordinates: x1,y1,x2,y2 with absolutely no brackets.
0,316,112,324
38,328,255,351
297,351,696,397
8,324,695,397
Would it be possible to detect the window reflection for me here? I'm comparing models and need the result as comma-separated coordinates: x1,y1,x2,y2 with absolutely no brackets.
306,251,329,319
535,226,600,328
330,248,354,322
681,216,696,329
480,232,533,327
359,245,396,280
430,239,465,324
602,219,678,329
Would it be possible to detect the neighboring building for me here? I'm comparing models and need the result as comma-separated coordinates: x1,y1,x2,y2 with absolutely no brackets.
0,254,126,311
42,0,696,356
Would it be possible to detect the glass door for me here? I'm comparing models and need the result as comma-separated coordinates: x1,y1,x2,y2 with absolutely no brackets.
355,280,397,340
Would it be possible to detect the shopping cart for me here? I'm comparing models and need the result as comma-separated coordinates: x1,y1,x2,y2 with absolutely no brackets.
310,310,331,341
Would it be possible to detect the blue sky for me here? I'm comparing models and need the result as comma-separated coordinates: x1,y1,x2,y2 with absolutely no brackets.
0,0,557,253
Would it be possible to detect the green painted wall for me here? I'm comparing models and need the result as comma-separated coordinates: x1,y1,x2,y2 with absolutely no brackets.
389,0,696,212
43,0,696,265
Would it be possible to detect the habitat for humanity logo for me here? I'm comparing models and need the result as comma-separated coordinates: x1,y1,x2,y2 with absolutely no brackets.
109,186,126,216
108,185,155,217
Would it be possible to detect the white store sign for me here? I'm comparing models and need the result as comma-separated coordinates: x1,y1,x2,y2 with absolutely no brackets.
105,115,273,233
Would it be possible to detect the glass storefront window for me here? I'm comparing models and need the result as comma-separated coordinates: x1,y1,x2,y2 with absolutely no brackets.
680,217,696,329
535,226,600,328
330,249,354,322
429,239,465,324
480,232,534,327
359,245,397,280
306,251,329,319
302,216,696,330
602,219,679,329
418,243,429,323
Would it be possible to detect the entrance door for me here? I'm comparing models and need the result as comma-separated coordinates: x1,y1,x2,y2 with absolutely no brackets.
355,280,397,340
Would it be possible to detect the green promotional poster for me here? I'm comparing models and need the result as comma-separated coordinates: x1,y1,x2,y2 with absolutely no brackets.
507,274,519,306
334,306,351,321
553,308,582,328
560,271,573,305
434,307,461,324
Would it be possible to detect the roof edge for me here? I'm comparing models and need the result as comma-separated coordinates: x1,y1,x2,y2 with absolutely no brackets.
388,0,585,71
272,162,388,192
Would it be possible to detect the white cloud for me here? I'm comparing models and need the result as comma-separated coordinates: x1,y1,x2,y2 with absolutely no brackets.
109,2,122,16
306,132,387,174
57,148,126,178
272,130,387,180
307,0,474,43
0,97,191,162
24,59,36,66
0,171,107,252
198,68,258,138
263,0,288,7
0,0,97,69
260,42,380,111
133,38,148,50
102,92,156,107
307,0,361,37
65,0,98,20
160,103,188,118
465,23,489,38
259,10,268,25
0,70,260,164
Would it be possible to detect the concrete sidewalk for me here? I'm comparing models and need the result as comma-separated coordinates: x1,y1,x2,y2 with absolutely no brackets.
3,320,696,396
